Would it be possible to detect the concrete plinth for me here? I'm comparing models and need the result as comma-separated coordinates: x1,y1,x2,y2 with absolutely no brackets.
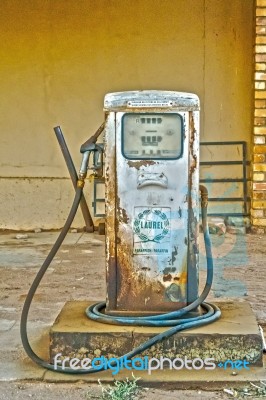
49,301,263,372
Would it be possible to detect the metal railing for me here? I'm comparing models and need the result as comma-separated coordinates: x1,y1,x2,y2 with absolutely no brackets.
200,141,250,217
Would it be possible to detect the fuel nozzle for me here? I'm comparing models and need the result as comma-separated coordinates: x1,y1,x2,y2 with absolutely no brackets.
78,122,105,185
80,142,104,178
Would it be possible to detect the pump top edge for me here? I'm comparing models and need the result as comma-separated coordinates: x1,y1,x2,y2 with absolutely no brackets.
104,90,200,111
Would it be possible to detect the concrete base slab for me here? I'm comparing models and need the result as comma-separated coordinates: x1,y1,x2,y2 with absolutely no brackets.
49,300,263,381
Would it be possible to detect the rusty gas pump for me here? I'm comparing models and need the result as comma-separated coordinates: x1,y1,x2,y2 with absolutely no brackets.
21,90,221,374
103,91,200,315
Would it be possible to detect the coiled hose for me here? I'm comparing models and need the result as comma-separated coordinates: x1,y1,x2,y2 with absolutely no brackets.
20,182,221,373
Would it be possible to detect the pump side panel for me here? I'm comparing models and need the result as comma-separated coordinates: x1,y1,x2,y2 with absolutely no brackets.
115,111,191,313
104,112,117,311
187,111,200,304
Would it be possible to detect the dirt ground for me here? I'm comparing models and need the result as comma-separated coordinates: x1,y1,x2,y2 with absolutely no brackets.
0,231,265,399
0,381,231,400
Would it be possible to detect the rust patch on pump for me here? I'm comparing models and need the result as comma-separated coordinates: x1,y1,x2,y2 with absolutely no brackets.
127,160,157,170
113,232,187,313
116,195,129,224
109,221,189,313
189,113,197,175
163,267,176,274
120,207,129,223
163,274,172,282
171,245,178,264
190,154,197,175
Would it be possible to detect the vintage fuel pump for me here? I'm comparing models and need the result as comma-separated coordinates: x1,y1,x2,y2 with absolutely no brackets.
20,90,221,374
102,91,200,315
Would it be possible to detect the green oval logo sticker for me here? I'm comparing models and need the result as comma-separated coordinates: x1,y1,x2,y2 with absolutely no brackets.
133,209,170,243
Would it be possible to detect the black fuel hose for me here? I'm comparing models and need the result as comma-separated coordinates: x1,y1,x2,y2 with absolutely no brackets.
20,185,221,374
20,187,83,370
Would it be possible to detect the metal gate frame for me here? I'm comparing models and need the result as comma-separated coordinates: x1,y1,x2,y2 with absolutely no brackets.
199,141,250,217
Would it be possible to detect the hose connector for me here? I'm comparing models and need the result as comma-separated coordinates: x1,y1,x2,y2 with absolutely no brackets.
199,185,208,209
199,185,209,235
77,177,86,188
77,151,90,188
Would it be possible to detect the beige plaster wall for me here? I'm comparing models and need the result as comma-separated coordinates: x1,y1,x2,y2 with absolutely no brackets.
0,0,254,229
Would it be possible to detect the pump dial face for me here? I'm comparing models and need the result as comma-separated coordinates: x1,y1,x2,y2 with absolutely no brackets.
122,113,183,159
